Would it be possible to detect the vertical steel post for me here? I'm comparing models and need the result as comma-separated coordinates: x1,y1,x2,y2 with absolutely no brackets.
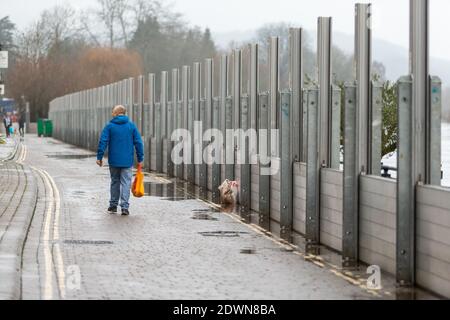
302,89,308,162
258,92,271,231
172,68,180,177
182,66,191,181
410,0,429,186
148,74,156,171
250,44,259,132
193,62,201,185
199,99,207,189
212,97,221,201
343,83,358,268
149,74,156,138
289,28,304,162
225,96,235,180
355,4,372,174
155,101,163,173
166,99,174,177
204,59,213,189
240,95,251,221
280,91,293,242
187,99,195,183
173,68,183,178
331,85,342,170
233,49,242,131
305,87,320,253
137,75,144,135
429,76,442,186
161,71,168,139
220,55,228,182
317,17,332,167
269,37,280,157
397,76,414,285
371,81,383,175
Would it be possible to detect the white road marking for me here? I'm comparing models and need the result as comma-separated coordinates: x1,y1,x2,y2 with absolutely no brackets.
30,166,66,300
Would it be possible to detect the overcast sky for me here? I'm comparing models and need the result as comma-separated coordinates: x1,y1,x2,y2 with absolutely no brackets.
2,0,450,60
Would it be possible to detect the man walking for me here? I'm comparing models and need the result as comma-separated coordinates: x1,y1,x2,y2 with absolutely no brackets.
97,105,144,216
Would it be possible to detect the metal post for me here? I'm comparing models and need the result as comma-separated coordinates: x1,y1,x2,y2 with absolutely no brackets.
167,100,174,177
225,96,234,180
302,89,308,162
193,62,201,186
269,37,279,157
137,75,144,134
250,44,259,132
161,71,168,139
317,17,332,167
331,85,342,170
199,99,207,189
410,0,429,185
233,49,242,132
168,69,183,179
187,99,195,183
280,91,293,242
182,66,191,181
371,81,383,175
205,59,213,190
149,74,156,137
259,92,271,231
428,76,442,186
148,74,156,171
211,97,221,201
343,82,358,268
155,102,163,173
220,55,228,182
397,76,414,285
355,3,372,174
240,95,251,221
289,28,303,162
305,87,320,253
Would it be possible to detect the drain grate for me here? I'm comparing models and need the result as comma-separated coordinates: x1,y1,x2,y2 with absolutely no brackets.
240,248,257,254
64,240,114,245
192,213,218,221
199,231,249,238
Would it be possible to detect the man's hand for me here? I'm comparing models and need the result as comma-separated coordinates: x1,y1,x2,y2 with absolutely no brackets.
96,160,103,167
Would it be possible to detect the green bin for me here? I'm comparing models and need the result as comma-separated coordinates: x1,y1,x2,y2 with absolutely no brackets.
37,118,44,137
44,120,53,137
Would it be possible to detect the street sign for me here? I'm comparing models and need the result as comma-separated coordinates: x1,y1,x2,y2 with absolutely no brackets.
0,84,5,95
0,51,8,69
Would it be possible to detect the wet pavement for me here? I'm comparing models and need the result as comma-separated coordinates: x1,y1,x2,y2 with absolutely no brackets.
1,135,440,300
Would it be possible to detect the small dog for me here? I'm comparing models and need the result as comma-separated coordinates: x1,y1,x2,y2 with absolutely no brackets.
218,179,239,206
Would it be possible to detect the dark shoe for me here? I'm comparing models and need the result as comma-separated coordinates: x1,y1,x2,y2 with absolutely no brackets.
121,209,130,216
108,207,118,214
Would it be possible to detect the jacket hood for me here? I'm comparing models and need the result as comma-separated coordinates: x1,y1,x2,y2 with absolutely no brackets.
111,115,129,125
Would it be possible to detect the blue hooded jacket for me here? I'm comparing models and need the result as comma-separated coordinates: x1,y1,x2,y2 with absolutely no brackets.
97,115,144,168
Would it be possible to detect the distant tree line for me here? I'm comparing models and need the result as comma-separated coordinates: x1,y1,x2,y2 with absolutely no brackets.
0,0,216,121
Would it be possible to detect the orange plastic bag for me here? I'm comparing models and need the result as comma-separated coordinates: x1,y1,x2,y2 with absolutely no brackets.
132,164,145,198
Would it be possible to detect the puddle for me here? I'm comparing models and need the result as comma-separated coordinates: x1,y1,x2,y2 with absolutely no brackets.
144,182,195,201
46,153,96,160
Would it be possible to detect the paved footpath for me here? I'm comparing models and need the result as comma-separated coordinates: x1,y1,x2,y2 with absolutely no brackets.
1,135,435,300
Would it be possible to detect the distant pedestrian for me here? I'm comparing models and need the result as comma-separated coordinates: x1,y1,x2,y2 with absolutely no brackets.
3,115,12,138
18,114,26,138
96,105,144,216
